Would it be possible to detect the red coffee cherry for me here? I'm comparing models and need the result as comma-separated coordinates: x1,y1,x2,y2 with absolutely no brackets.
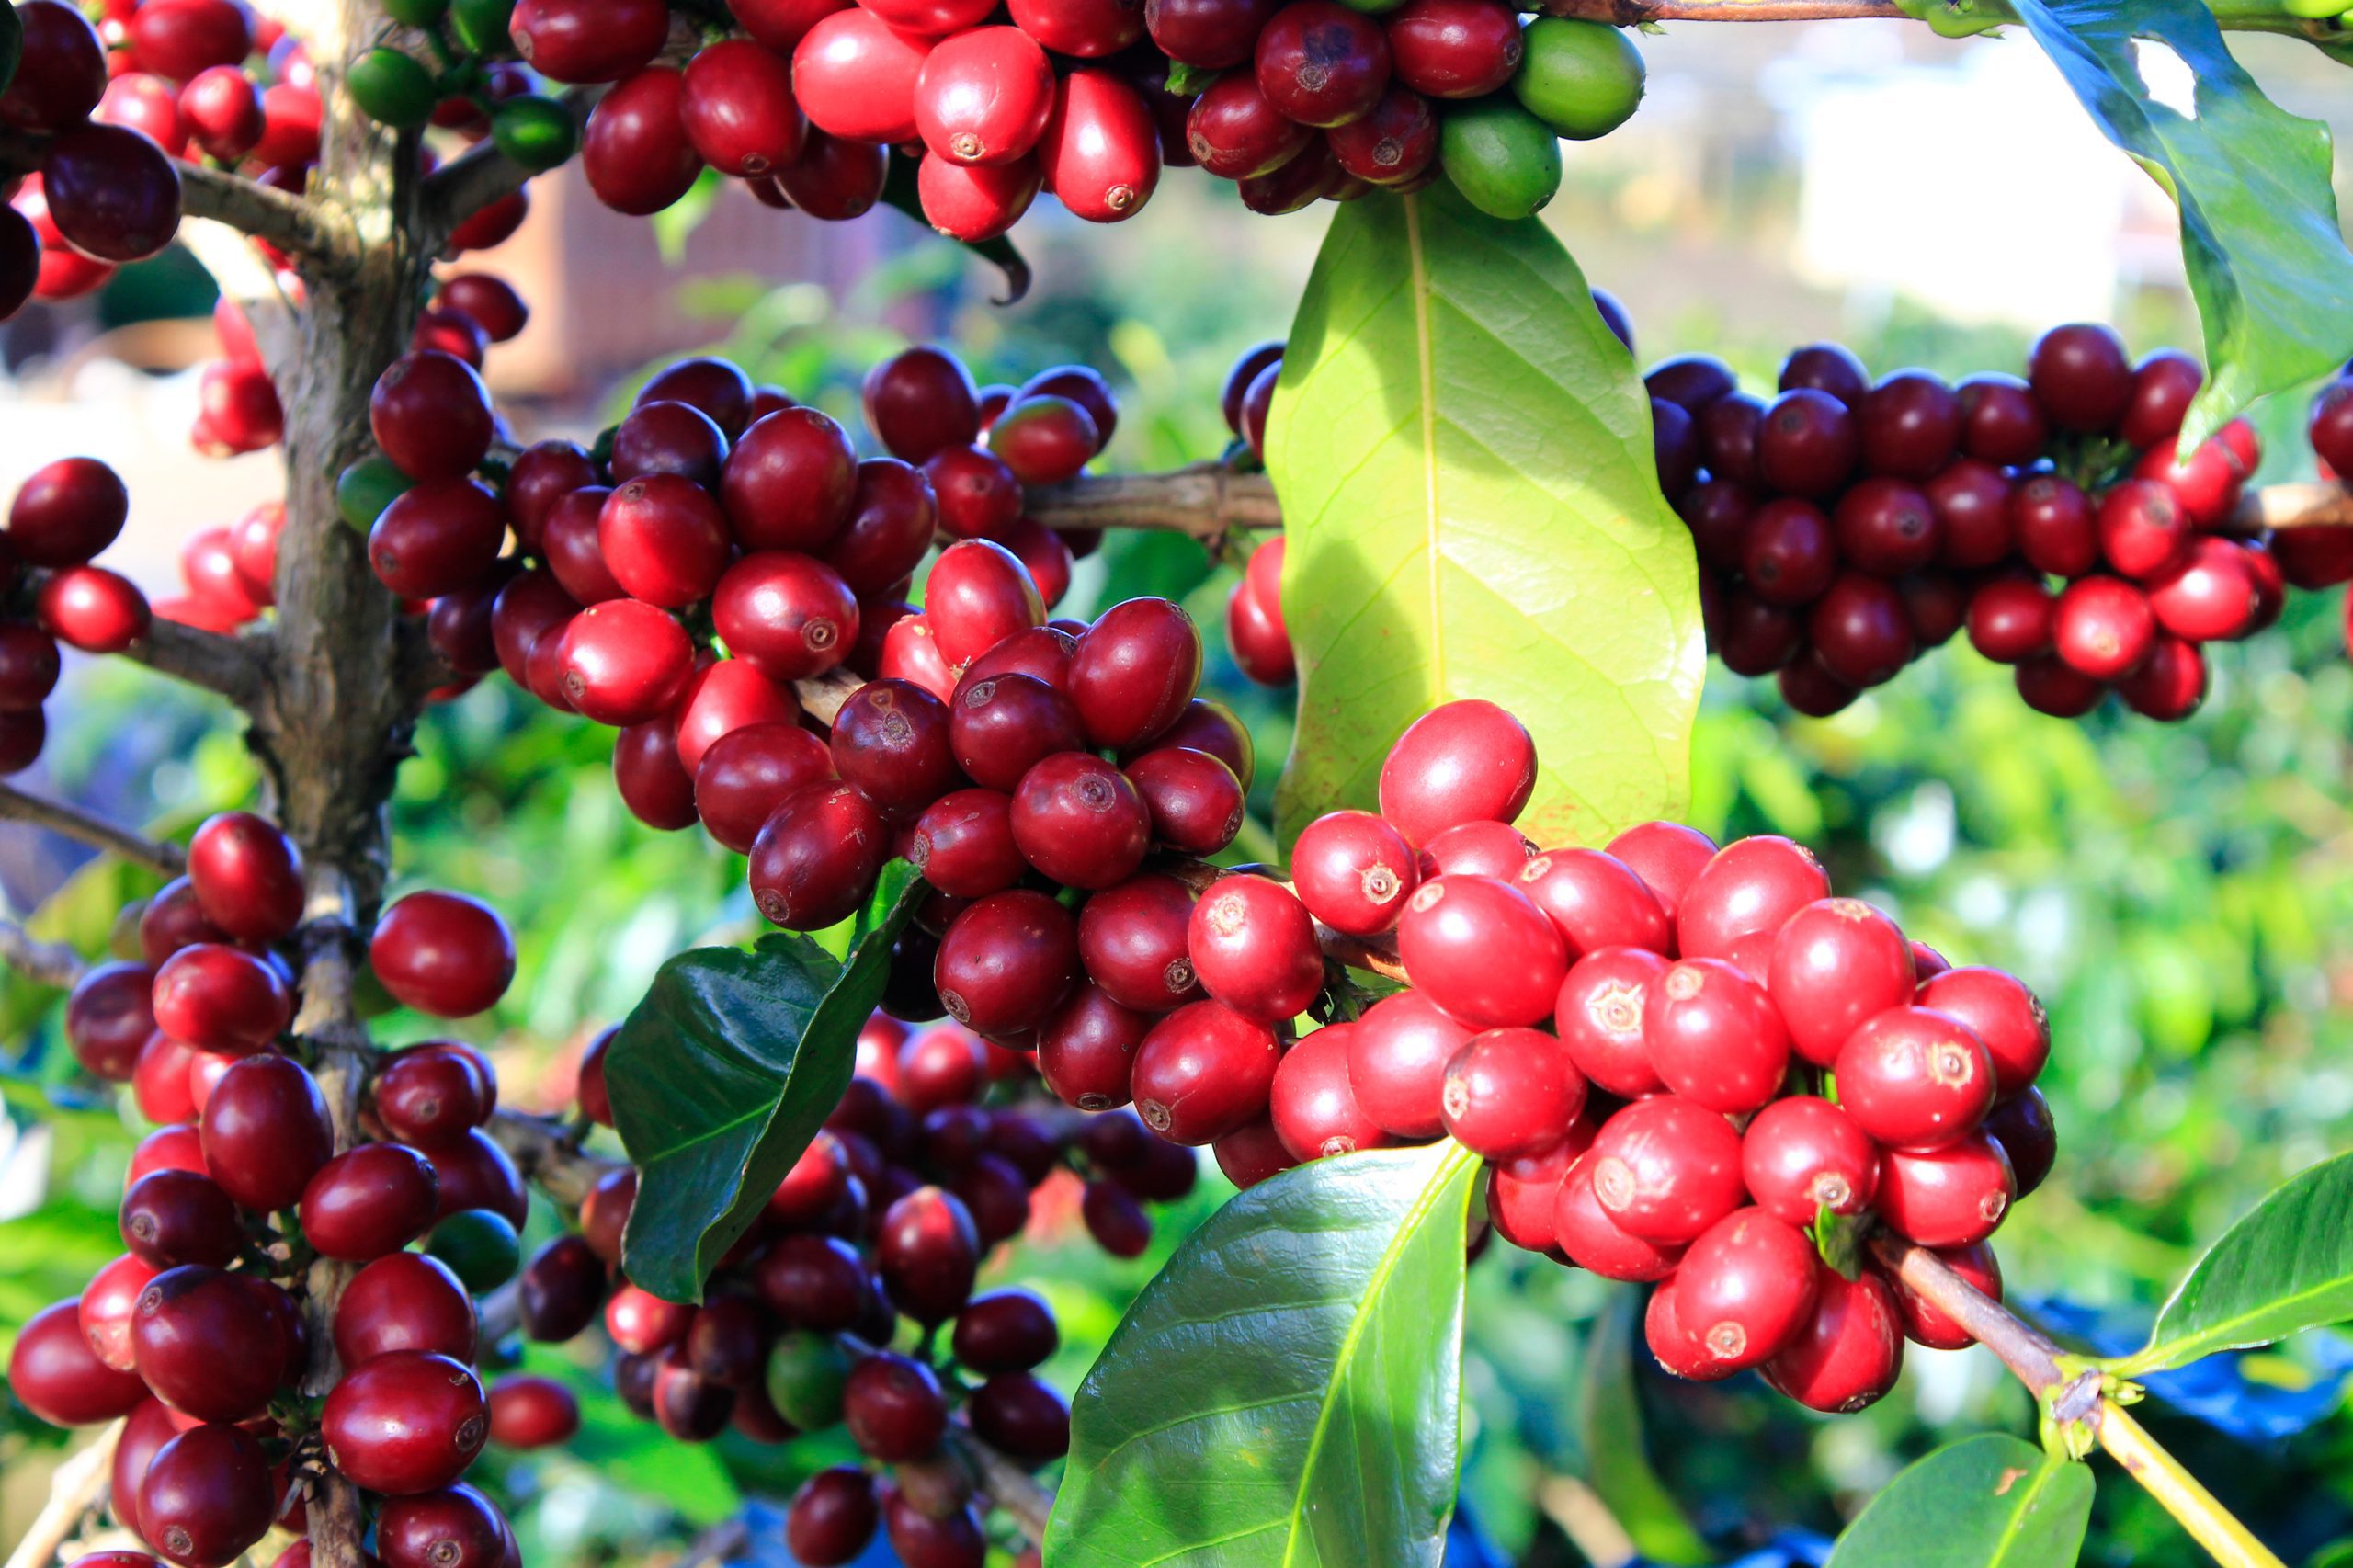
373,1042,493,1146
418,1126,527,1226
1741,1095,1878,1226
909,788,1025,898
185,812,305,942
487,1374,582,1449
132,1034,201,1126
378,1484,507,1568
518,1233,608,1342
1984,1086,2056,1199
1675,835,1830,963
1756,388,1858,497
2095,478,2190,581
300,1142,440,1261
1644,958,1789,1114
1187,875,1324,1025
1835,1006,1995,1151
1347,987,1472,1138
1418,820,1534,880
1075,872,1200,1013
2052,575,2156,682
949,672,1085,791
39,565,153,653
752,1233,867,1333
1269,1023,1389,1161
558,600,692,726
915,26,1053,168
1037,69,1162,221
2014,653,2105,719
1377,699,1537,847
140,1421,274,1568
1586,1096,1745,1245
863,348,981,464
1965,574,2054,665
369,352,493,482
1643,1275,1733,1381
951,1290,1059,1373
1395,874,1565,1028
119,1170,240,1269
66,960,156,1083
198,1054,333,1211
1602,820,1716,923
1775,342,1866,406
788,1467,881,1566
508,0,665,81
1292,809,1418,937
2146,537,2259,643
1808,571,1913,687
1553,946,1668,1097
678,39,806,178
693,721,834,855
8,1296,147,1426
1890,1239,2002,1350
713,552,859,683
1125,746,1244,857
921,443,1024,543
1131,999,1281,1144
843,1351,948,1461
609,401,729,489
1439,1026,1585,1159
1874,1131,2014,1247
1252,0,1390,126
81,1253,159,1371
1672,1207,1821,1373
934,889,1080,1037
1761,1263,1904,1414
127,1125,209,1188
151,942,290,1052
1010,752,1151,889
598,475,733,609
322,1351,489,1495
1131,699,1256,788
1068,597,1203,749
748,781,892,930
1552,1152,1685,1281
1518,848,1669,958
1764,898,1915,1068
1734,500,1831,609
371,891,516,1018
1832,476,1939,575
1386,0,1518,97
722,407,859,552
1914,967,2048,1100
876,1186,981,1324
335,1253,477,1367
2027,322,2133,434
1484,1134,1586,1253
926,540,1046,667
1954,371,2047,465
1855,370,1960,480
131,1266,295,1422
10,457,128,566
968,1369,1070,1465
830,679,958,820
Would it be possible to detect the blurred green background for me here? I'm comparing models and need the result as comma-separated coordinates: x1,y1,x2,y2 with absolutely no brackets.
7,21,2353,1567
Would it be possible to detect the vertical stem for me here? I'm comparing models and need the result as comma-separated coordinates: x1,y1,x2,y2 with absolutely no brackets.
2095,1405,2286,1568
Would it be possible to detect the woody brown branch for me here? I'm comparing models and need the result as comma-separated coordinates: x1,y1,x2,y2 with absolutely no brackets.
0,782,186,875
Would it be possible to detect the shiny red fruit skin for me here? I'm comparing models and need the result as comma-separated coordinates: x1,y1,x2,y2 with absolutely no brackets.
2027,322,2132,434
1188,874,1324,1025
1586,1095,1745,1245
1039,70,1162,221
2,2,108,131
80,1254,159,1371
369,479,506,600
916,152,1040,242
915,26,1053,165
1376,699,1535,847
1347,987,1471,1138
1185,73,1311,179
722,407,859,552
711,551,858,683
747,780,890,930
378,1483,508,1568
1009,751,1151,889
1074,873,1200,1013
1643,958,1790,1114
2146,536,2259,643
197,1053,334,1210
909,787,1025,897
681,39,806,176
1517,848,1668,958
1291,809,1417,937
335,1253,478,1367
926,540,1045,667
584,67,703,215
10,1296,148,1426
488,1374,583,1449
1005,0,1143,55
1438,1026,1584,1159
1674,835,1829,963
1385,0,1521,97
509,0,667,81
41,122,184,263
131,1266,296,1422
1483,1132,1584,1252
1914,966,2048,1100
40,565,153,653
1552,945,1668,1097
1068,597,1201,748
1741,1095,1878,1225
672,657,799,775
794,9,927,143
1267,1023,1385,1161
1131,999,1280,1144
152,941,291,1054
322,1351,489,1495
186,813,304,942
140,1421,274,1568
1764,897,1915,1067
864,351,980,466
1835,1006,1995,1151
299,1142,440,1261
829,678,957,820
1601,820,1715,922
1395,874,1566,1028
932,888,1079,1036
1036,984,1149,1109
1762,1263,1904,1413
370,892,516,1018
1552,1152,1685,1280
119,1169,240,1269
1253,0,1390,127
370,352,493,482
1672,1207,1820,1372
66,961,156,1082
1874,1131,2015,1246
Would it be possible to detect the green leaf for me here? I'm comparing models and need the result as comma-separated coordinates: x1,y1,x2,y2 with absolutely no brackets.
2110,1149,2353,1378
881,152,1033,306
1043,1142,1482,1568
1571,1290,1709,1567
1265,186,1703,849
2008,0,2353,446
1825,1436,2093,1568
608,861,920,1302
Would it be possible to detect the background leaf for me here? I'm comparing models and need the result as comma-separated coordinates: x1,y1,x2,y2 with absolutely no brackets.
608,861,919,1302
1265,185,1703,850
2113,1149,2353,1377
2008,0,2353,445
1570,1290,1710,1566
1044,1142,1482,1568
1824,1435,2093,1568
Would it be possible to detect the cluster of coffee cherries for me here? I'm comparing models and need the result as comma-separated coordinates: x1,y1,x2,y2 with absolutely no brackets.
1650,322,2323,722
15,811,556,1568
520,1014,1187,1567
0,0,327,318
0,457,155,774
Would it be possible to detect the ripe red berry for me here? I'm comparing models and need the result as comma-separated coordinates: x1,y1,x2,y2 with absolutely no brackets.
1756,388,1858,497
140,1421,274,1568
198,1055,333,1211
1291,810,1418,937
1346,988,1471,1138
1761,1263,1904,1413
908,788,1025,899
934,890,1080,1038
1418,820,1534,880
2095,477,2190,581
38,564,152,653
1586,1096,1745,1245
335,1253,478,1367
378,1484,507,1568
876,1186,982,1324
1875,1131,2014,1246
1835,1006,1995,1151
829,679,958,820
1517,848,1669,958
1074,872,1199,1014
1068,597,1202,749
748,781,891,931
788,1468,881,1566
1254,0,1390,125
723,407,860,552
1965,574,2054,665
598,476,733,609
1601,821,1715,923
689,720,830,854
1377,699,1537,847
1740,1095,1878,1226
65,961,156,1083
488,1374,582,1449
843,1351,948,1461
508,0,668,82
1037,70,1163,221
558,600,693,726
1552,946,1668,1097
1486,1134,1586,1253
1675,835,1829,963
2028,322,2132,434
1914,967,2048,1100
1439,1026,1585,1158
131,1266,295,1422
2146,537,2259,643
300,1142,440,1260
1009,752,1151,889
1131,999,1281,1145
680,39,807,177
151,942,290,1053
369,352,493,482
1766,898,1915,1067
926,540,1046,667
1187,875,1324,1025
1644,958,1790,1114
80,1253,159,1372
1125,745,1244,857
1264,1023,1384,1161
1396,874,1565,1028
713,552,859,683
119,1170,241,1270
1672,1208,1821,1373
371,891,516,1018
2052,575,2155,681
186,812,304,941
1552,1152,1685,1281
322,1351,489,1495
863,348,981,465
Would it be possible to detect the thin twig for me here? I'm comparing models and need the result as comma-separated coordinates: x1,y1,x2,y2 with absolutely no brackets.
0,782,185,874
948,1426,1057,1548
1026,464,1279,541
0,918,87,987
4,1420,123,1568
487,1109,621,1207
1870,1233,2287,1568
116,613,273,710
177,162,354,273
2225,481,2353,535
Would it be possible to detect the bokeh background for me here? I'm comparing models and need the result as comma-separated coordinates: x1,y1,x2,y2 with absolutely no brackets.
6,16,2353,1568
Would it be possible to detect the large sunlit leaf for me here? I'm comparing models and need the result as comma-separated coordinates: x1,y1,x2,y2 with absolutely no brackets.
607,861,919,1302
2008,0,2353,446
1043,1142,1482,1568
1266,185,1703,850
2111,1149,2353,1378
1825,1436,2093,1568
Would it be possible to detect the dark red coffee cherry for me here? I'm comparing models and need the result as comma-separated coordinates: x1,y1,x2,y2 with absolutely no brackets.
1807,572,1913,688
843,1351,948,1461
300,1142,440,1261
371,891,515,1018
140,1421,274,1568
1915,967,2048,1099
559,600,693,726
1855,369,1960,480
63,961,155,1083
1,1,108,131
1387,0,1520,97
198,1055,333,1212
1586,1095,1745,1244
876,1185,982,1324
907,788,1024,899
1761,1263,1904,1413
828,678,957,819
863,348,981,465
679,39,807,177
1125,746,1245,856
722,406,859,552
119,1171,240,1270
1148,0,1277,65
1251,0,1391,127
748,780,890,930
1756,388,1858,497
1291,809,1418,937
1188,875,1325,1025
788,1467,881,1566
2052,575,2155,682
1743,1095,1878,1227
1738,498,1835,606
1009,752,1151,889
1983,1085,2056,1199
322,1351,488,1495
1131,999,1281,1144
934,889,1080,1037
369,352,493,482
951,1289,1059,1374
2093,477,2189,582
1776,342,1867,406
597,475,733,608
131,1267,295,1422
712,551,858,682
1835,1006,1995,1151
485,1373,582,1449
1832,477,1938,577
1068,597,1202,748
949,672,1085,791
1549,946,1664,1097
2027,322,2132,433
1186,72,1313,178
377,1484,507,1568
1346,988,1470,1138
336,1253,477,1367
1074,873,1199,1015
1965,574,2053,665
926,540,1046,667
508,0,667,81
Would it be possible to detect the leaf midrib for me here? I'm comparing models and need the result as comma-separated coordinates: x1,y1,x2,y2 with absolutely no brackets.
1983,1452,2066,1566
1276,1141,1472,1568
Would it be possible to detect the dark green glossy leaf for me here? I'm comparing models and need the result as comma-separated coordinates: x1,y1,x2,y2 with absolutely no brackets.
2113,1148,2353,1377
1571,1290,1709,1566
1266,185,1703,849
1044,1142,1482,1568
2009,0,2353,445
1826,1436,2092,1568
882,153,1032,306
608,861,920,1302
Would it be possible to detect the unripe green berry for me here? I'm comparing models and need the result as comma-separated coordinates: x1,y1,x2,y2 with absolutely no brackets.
427,1208,521,1290
767,1331,852,1430
1439,99,1563,221
493,95,578,172
347,47,438,131
1512,17,1646,141
381,0,451,26
336,456,414,531
449,0,517,56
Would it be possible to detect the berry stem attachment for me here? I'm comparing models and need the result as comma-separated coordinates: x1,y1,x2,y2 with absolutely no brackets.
1869,1233,2287,1568
0,1418,121,1568
0,781,188,874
